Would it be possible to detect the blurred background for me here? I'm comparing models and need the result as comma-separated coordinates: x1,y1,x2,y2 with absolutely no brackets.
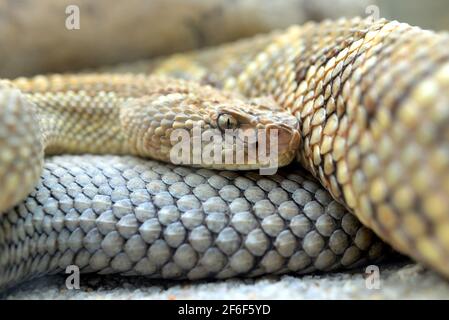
379,0,449,31
0,0,448,77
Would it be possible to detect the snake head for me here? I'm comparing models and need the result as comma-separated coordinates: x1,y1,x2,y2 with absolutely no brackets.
121,91,300,172
208,96,300,170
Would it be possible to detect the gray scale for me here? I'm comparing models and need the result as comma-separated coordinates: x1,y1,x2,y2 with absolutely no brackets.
0,155,392,290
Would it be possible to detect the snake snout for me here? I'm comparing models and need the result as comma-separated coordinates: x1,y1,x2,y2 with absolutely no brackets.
275,123,300,148
264,122,300,166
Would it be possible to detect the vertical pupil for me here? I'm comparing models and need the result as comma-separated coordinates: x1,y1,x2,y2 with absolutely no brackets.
227,118,231,128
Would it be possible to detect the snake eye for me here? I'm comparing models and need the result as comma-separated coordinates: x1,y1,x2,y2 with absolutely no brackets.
217,114,238,131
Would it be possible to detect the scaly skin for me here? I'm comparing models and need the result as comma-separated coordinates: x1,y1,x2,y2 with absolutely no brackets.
0,155,390,290
0,74,299,213
1,17,449,289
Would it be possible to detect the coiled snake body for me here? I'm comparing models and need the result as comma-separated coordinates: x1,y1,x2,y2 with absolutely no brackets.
1,17,449,290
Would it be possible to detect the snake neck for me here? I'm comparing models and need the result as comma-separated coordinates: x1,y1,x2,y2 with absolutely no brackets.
30,94,130,156
10,74,164,157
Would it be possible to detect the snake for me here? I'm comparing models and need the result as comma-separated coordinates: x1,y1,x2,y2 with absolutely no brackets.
1,17,449,291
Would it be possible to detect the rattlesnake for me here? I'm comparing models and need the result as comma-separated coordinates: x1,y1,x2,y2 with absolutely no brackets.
1,17,449,290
